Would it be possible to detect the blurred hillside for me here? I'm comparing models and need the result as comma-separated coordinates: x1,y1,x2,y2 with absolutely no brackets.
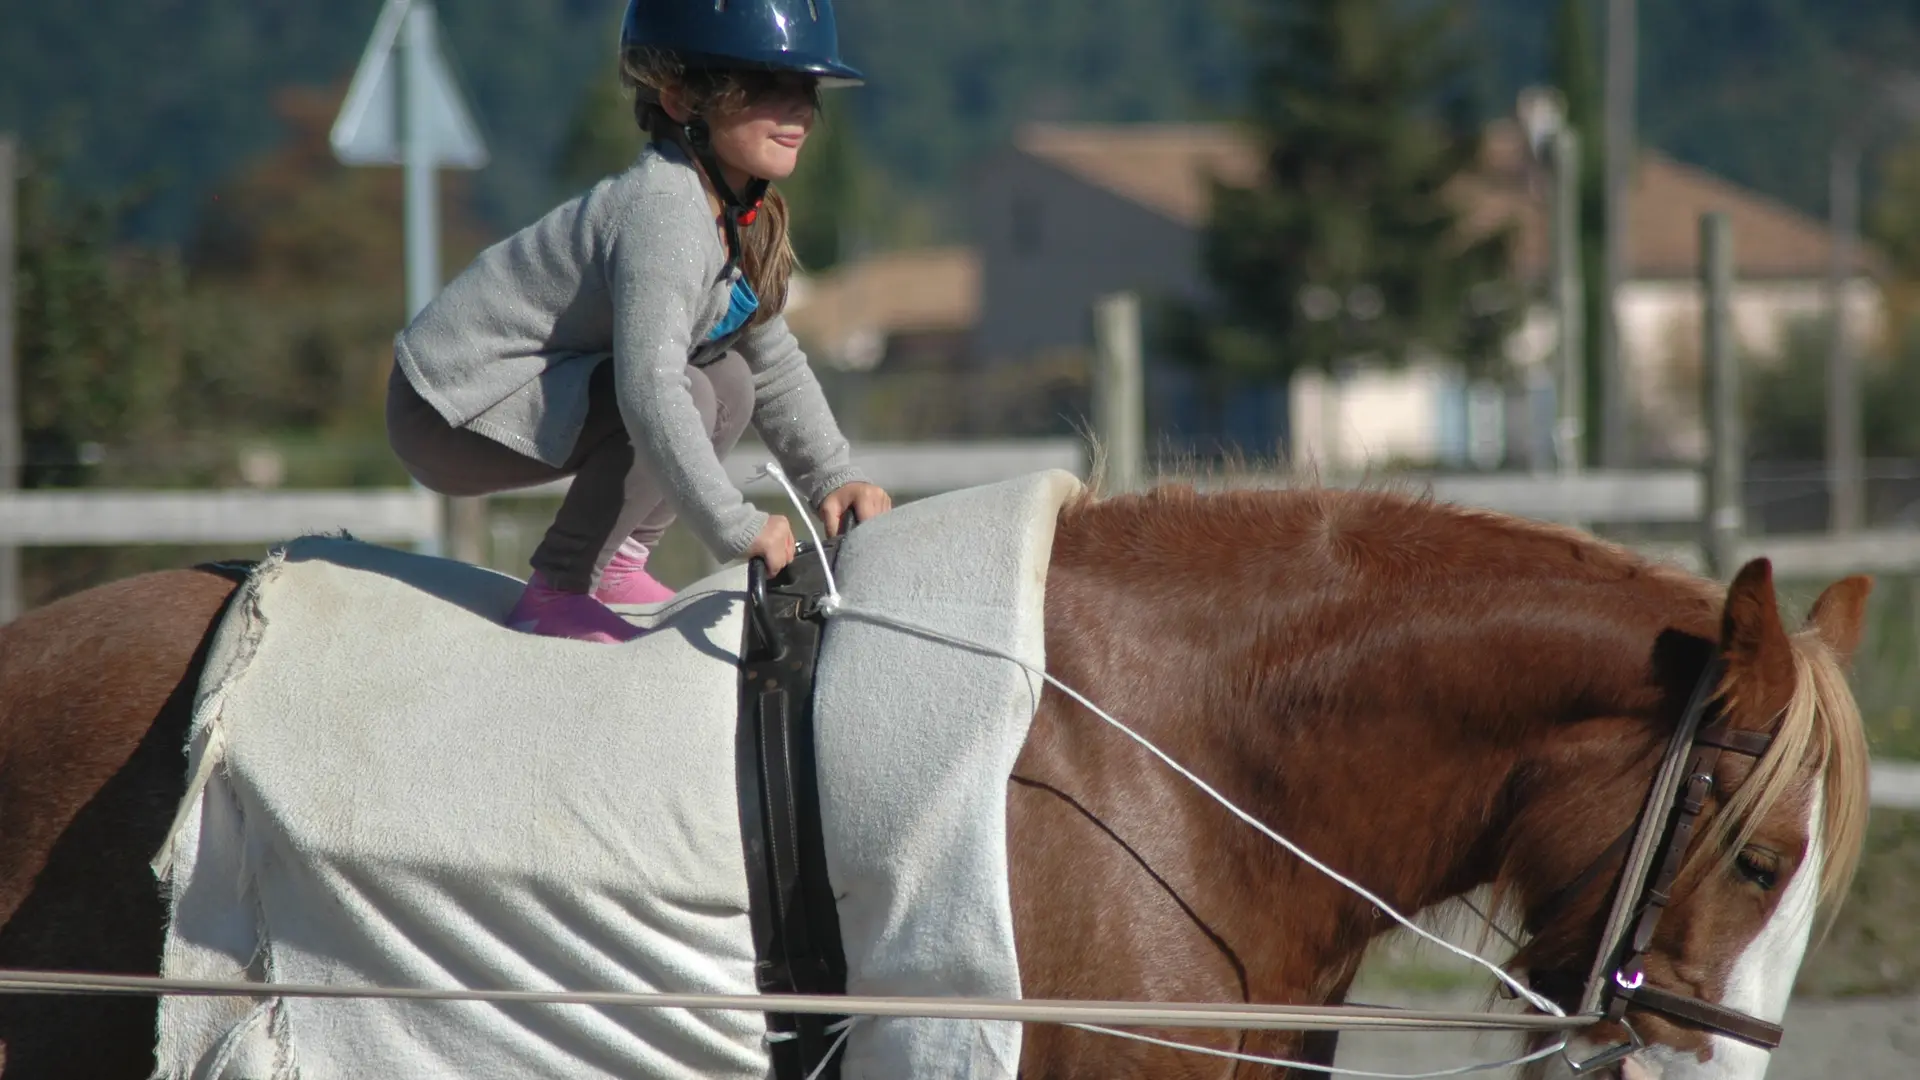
3,1,1917,244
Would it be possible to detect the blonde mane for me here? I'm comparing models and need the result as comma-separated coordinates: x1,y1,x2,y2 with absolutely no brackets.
1698,629,1871,928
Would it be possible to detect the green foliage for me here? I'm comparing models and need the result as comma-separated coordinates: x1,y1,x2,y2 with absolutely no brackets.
836,0,1248,193
1635,0,1920,226
1745,316,1920,462
0,0,612,241
1551,0,1610,465
1871,141,1920,279
173,86,490,446
0,0,1254,244
552,76,645,196
780,100,867,271
10,78,488,486
13,153,190,488
1868,138,1920,332
1184,0,1517,380
3,1,1916,246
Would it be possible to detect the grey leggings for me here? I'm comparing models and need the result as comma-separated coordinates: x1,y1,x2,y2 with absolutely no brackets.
386,357,755,592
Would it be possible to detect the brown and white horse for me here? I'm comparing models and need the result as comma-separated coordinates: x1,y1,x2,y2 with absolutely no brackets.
0,483,1871,1079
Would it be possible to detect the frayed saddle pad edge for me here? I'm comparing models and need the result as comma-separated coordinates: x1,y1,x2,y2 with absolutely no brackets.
152,550,285,883
151,551,297,1078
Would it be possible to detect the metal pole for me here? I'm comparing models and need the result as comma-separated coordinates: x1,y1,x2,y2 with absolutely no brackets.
1551,126,1587,530
0,135,19,622
403,3,440,324
1826,137,1864,534
1091,292,1144,494
1700,213,1741,579
1551,127,1585,479
402,2,454,559
1601,0,1635,468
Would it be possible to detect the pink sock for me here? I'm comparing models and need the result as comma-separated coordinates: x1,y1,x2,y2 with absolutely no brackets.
595,542,677,606
506,572,640,645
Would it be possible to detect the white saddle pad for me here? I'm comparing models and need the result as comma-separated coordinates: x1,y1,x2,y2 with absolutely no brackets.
154,469,1083,1080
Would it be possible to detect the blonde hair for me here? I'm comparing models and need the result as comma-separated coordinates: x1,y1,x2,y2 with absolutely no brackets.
621,47,810,328
1691,627,1871,934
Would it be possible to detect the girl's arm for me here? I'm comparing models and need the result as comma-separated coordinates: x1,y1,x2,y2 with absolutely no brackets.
736,314,868,507
608,193,770,560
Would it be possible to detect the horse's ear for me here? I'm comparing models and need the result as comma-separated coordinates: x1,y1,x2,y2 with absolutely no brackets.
1721,558,1792,679
1804,575,1873,667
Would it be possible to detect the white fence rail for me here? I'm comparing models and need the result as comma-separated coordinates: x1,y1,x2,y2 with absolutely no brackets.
1872,762,1920,812
7,451,1920,580
1247,470,1920,579
0,441,1089,546
0,489,443,545
1423,470,1701,524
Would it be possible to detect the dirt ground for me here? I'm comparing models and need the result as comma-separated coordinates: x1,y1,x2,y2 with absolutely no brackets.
1329,987,1920,1077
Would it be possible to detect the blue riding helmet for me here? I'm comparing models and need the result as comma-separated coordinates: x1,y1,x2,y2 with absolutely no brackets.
620,0,865,87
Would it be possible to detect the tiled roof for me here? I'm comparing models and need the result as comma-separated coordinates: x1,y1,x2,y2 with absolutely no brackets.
1014,121,1877,280
786,247,980,364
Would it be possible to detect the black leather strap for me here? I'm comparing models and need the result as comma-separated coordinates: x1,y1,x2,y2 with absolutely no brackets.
1525,658,1791,1059
1693,726,1774,759
738,544,849,1080
1589,671,1783,1054
1616,983,1785,1049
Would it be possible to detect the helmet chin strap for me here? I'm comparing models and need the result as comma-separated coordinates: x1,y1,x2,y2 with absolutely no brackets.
684,118,769,277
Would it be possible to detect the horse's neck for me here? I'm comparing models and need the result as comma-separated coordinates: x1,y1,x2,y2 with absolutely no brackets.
1032,498,1699,998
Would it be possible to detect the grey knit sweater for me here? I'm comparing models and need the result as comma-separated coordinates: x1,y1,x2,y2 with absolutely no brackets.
393,140,863,560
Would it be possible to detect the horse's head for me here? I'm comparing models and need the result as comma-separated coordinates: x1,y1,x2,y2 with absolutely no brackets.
1513,558,1871,1080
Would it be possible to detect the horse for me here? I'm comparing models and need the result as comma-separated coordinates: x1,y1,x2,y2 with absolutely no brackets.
0,482,1872,1080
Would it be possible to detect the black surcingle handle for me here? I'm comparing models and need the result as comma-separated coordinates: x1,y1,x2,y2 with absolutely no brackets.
746,556,785,662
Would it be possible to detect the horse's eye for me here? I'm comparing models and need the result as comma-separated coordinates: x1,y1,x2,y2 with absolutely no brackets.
1735,849,1779,891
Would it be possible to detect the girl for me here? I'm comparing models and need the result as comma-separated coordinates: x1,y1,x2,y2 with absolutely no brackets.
386,0,891,644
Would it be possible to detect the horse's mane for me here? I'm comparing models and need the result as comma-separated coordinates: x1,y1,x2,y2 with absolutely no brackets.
1704,629,1870,928
1062,476,1867,923
1060,476,1718,605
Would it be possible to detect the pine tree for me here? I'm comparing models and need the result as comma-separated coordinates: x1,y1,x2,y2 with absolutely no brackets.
13,147,189,489
1867,137,1920,331
553,76,645,195
780,99,868,271
1190,0,1516,380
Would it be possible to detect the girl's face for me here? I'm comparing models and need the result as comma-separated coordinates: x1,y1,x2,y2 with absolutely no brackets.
666,72,819,187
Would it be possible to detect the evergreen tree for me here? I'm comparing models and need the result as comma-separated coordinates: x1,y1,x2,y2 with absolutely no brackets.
1190,0,1516,381
780,99,867,271
1746,316,1920,461
183,86,488,443
1867,137,1920,330
553,75,644,195
13,148,188,489
1551,0,1609,466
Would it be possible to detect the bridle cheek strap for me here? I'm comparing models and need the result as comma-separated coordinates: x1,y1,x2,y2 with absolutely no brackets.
1550,654,1790,1064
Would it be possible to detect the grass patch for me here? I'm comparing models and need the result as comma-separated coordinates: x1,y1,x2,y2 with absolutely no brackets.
1799,809,1920,997
1772,571,1920,998
1351,947,1497,1000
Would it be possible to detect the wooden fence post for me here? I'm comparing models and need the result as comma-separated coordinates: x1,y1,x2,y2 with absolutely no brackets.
1700,212,1742,579
1091,292,1144,494
0,135,20,622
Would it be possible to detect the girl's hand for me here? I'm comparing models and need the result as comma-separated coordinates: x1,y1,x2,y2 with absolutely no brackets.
819,482,892,537
747,514,796,575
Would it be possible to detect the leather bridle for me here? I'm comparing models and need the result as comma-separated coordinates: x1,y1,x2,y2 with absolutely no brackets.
1525,656,1795,1072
